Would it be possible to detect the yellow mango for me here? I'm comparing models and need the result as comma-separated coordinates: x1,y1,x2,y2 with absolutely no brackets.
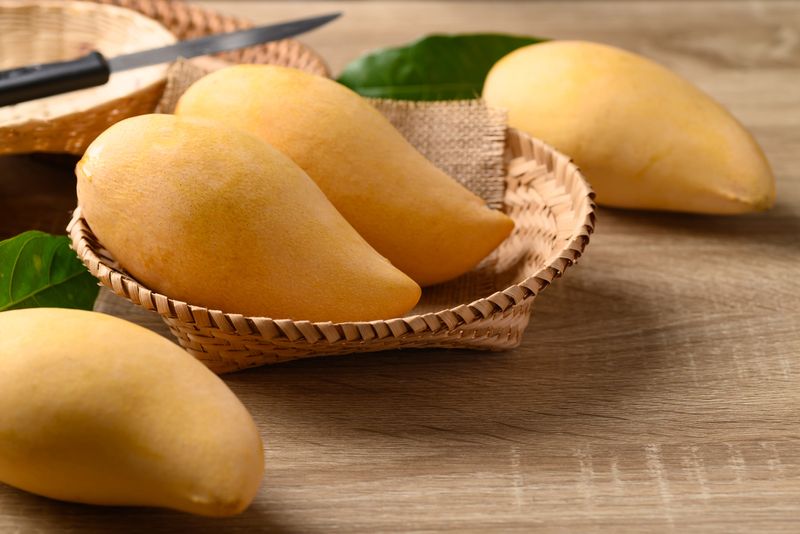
174,65,514,286
76,114,420,322
0,308,262,516
483,41,775,213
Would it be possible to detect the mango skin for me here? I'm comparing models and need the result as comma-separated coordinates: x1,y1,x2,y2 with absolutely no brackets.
483,41,775,214
0,308,263,516
174,65,515,286
76,114,420,322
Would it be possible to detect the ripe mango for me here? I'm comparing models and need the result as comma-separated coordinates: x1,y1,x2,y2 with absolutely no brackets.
483,41,775,214
76,114,420,322
0,308,263,516
174,65,514,286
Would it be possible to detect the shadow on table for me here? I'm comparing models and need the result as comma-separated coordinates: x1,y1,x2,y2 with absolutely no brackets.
597,201,800,250
0,489,295,534
0,154,78,238
224,266,670,446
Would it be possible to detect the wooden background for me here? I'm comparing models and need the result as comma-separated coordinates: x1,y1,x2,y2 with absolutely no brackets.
1,1,799,532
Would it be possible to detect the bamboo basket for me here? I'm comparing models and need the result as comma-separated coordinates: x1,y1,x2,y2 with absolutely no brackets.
90,0,330,75
68,128,595,374
0,0,329,155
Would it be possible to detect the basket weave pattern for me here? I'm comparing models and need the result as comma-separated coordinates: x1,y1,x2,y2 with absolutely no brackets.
93,0,329,75
68,129,595,374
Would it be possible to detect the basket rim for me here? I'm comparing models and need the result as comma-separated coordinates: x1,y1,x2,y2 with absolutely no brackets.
67,127,596,344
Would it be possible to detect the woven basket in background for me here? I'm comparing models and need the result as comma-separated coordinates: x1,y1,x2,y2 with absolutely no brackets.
0,0,329,156
91,0,329,75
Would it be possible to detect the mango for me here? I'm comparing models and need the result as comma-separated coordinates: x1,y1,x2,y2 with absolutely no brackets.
174,65,514,286
483,41,775,214
0,308,263,516
76,114,420,322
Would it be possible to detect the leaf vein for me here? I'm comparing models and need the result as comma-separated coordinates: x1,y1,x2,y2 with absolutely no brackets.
0,270,89,311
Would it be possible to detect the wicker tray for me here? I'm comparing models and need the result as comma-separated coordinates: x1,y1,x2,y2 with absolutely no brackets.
0,0,329,156
68,127,595,374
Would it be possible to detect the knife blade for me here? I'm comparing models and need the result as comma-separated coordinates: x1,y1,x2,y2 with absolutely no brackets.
0,12,340,107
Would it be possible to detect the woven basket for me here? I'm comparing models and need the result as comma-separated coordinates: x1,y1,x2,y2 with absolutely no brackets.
68,128,595,374
0,0,329,156
91,0,330,75
0,1,175,155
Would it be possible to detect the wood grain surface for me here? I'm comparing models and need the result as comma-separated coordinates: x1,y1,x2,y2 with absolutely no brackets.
1,1,799,532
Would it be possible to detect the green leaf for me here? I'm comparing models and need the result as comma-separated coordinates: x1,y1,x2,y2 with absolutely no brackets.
337,33,546,101
0,231,99,311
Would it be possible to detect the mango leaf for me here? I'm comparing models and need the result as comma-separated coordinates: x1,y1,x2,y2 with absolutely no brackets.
337,33,546,100
0,231,99,311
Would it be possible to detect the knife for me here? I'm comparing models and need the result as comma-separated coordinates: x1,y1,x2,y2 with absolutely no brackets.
0,12,341,107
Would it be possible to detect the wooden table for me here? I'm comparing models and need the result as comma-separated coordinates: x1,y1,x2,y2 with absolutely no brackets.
1,1,798,532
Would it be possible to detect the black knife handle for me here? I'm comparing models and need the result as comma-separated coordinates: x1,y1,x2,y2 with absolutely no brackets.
0,51,111,107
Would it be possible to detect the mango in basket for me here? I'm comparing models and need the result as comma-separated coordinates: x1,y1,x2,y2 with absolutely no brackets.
76,114,420,322
0,308,263,516
174,65,515,286
483,40,775,214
